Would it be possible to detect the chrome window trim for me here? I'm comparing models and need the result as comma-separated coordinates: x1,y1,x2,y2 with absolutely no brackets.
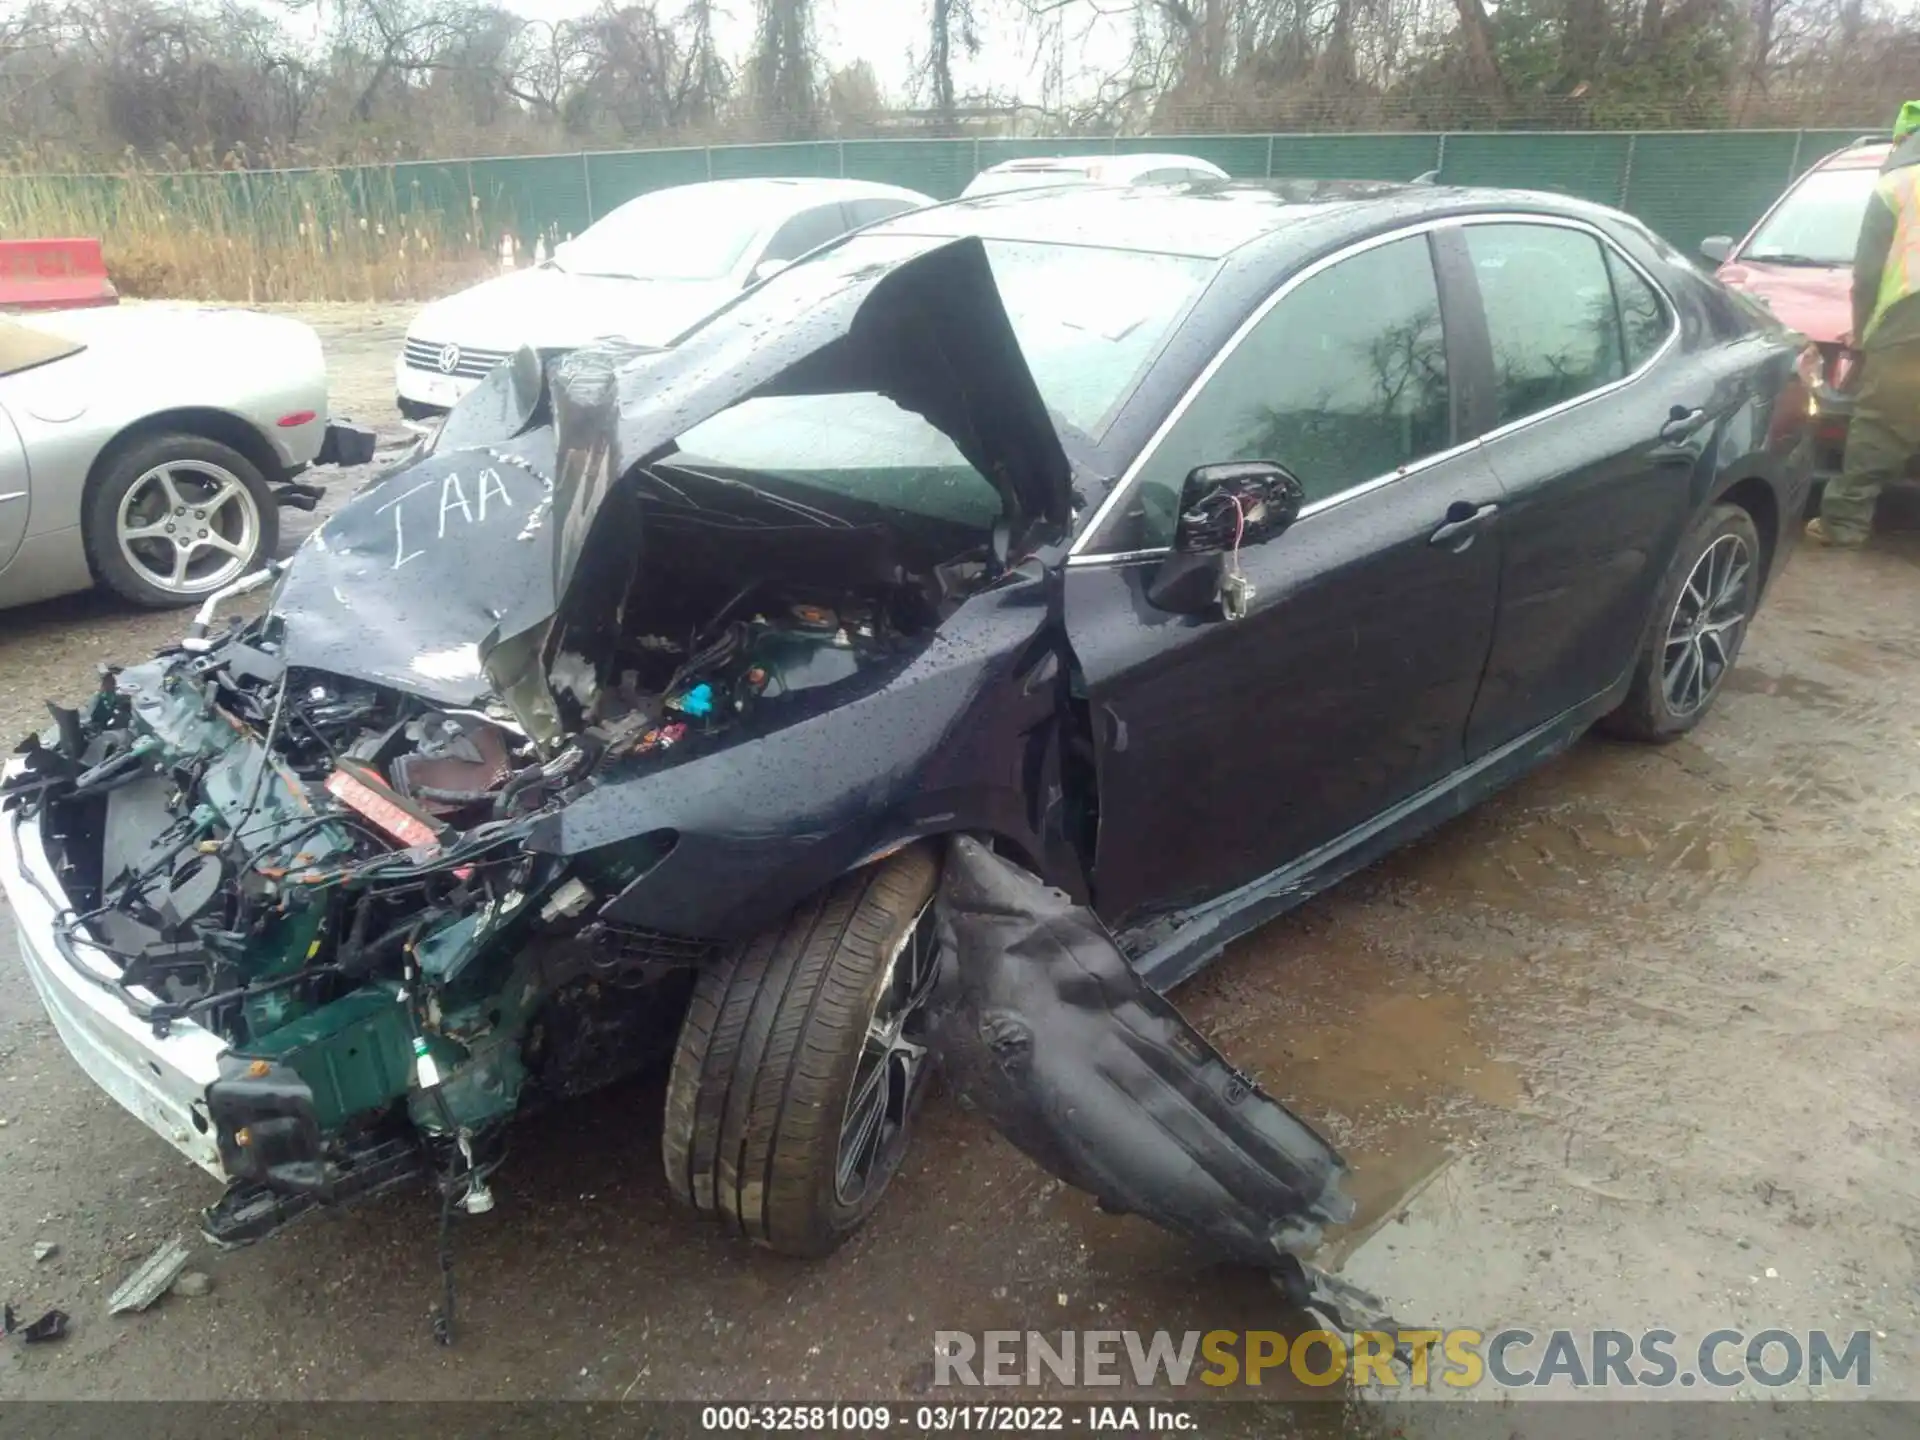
1067,209,1682,566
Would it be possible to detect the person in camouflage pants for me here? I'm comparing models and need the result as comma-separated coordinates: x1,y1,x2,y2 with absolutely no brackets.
1812,100,1920,547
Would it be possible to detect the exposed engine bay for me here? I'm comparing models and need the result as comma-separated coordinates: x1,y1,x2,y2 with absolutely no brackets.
1,469,970,1256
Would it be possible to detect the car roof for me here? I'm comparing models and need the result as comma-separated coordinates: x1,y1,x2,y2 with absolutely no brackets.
630,176,934,207
980,152,1221,173
881,177,1525,259
1813,139,1891,171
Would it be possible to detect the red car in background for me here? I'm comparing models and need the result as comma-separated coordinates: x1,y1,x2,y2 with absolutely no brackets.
1702,136,1890,486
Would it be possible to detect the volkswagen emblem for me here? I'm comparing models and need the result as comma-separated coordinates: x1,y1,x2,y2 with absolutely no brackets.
436,343,461,375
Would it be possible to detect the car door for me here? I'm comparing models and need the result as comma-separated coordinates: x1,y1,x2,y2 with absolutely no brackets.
1452,218,1702,756
1065,230,1504,929
0,400,29,571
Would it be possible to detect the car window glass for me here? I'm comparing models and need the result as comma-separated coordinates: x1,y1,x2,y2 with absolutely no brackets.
1466,224,1625,427
1604,246,1671,371
1742,164,1879,266
845,197,915,227
981,240,1214,437
1090,234,1450,553
668,393,1002,531
762,204,853,265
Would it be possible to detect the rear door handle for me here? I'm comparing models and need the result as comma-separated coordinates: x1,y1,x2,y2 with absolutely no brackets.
1660,406,1708,444
1429,501,1499,551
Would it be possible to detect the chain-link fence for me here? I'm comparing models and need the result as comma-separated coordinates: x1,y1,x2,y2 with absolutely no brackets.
4,126,1880,267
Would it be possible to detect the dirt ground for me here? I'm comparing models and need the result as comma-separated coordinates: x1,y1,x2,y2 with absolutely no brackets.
1,305,1917,1420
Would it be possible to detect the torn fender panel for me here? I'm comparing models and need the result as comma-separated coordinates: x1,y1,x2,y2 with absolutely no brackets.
928,836,1354,1267
532,570,1085,941
270,427,558,706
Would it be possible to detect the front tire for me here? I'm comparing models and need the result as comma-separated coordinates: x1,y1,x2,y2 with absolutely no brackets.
662,844,940,1258
84,433,278,608
1600,501,1761,743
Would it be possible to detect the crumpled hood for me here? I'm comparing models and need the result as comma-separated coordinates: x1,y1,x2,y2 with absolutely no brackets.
272,429,557,706
409,266,732,352
272,235,1073,714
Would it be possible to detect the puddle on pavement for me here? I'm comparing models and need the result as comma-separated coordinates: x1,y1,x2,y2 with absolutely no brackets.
1156,730,1784,1260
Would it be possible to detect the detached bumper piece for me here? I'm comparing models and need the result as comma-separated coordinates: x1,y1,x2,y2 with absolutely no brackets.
316,420,377,468
928,836,1356,1268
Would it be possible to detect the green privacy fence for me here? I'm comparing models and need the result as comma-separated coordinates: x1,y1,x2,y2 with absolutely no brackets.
8,127,1880,259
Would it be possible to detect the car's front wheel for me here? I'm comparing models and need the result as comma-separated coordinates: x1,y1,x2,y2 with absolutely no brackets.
1601,500,1762,743
662,844,940,1258
84,433,279,608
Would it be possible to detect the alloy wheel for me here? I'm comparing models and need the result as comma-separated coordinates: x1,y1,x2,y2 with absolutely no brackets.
116,460,260,597
1663,532,1752,718
835,900,939,1206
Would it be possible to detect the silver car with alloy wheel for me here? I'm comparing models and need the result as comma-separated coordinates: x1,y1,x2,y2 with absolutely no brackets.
0,304,373,610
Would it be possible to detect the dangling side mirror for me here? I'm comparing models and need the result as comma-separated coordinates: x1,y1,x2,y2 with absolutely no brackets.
1147,461,1305,617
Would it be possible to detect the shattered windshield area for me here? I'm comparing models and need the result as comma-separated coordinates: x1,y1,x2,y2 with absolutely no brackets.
1744,165,1879,265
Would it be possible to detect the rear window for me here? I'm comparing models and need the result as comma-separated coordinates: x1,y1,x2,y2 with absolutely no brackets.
1743,165,1881,266
0,317,82,378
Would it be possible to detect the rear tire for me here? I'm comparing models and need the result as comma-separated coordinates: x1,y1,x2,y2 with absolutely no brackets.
662,844,940,1258
1600,501,1761,743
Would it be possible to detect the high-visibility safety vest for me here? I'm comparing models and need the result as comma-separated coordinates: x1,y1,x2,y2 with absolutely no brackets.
1868,163,1920,342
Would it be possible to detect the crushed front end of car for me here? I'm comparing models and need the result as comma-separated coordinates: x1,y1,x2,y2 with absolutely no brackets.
2,632,623,1245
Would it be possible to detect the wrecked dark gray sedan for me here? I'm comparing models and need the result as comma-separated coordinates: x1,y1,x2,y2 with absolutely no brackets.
1,181,1809,1307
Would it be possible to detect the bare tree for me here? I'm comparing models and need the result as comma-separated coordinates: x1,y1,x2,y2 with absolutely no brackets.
750,0,816,134
927,0,980,128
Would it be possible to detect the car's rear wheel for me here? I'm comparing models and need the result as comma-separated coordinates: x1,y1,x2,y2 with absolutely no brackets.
1600,501,1761,743
84,433,278,608
662,844,940,1258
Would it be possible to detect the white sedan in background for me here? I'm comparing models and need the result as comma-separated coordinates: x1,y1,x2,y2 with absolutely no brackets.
0,306,371,610
959,152,1229,199
396,176,935,418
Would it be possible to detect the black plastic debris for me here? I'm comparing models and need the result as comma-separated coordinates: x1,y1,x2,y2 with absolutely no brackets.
4,1303,70,1344
927,835,1356,1268
20,1309,69,1344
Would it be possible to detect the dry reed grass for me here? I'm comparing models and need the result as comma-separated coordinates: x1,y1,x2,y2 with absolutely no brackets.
0,157,499,303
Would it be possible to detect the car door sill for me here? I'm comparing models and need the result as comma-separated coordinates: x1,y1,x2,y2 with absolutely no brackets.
1120,677,1632,994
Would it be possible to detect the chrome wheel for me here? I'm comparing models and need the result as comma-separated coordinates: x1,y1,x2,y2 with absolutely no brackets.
1663,532,1751,717
115,459,260,597
835,901,939,1206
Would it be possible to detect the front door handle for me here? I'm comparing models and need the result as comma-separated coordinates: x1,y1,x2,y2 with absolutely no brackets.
1429,501,1499,552
1660,405,1708,444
